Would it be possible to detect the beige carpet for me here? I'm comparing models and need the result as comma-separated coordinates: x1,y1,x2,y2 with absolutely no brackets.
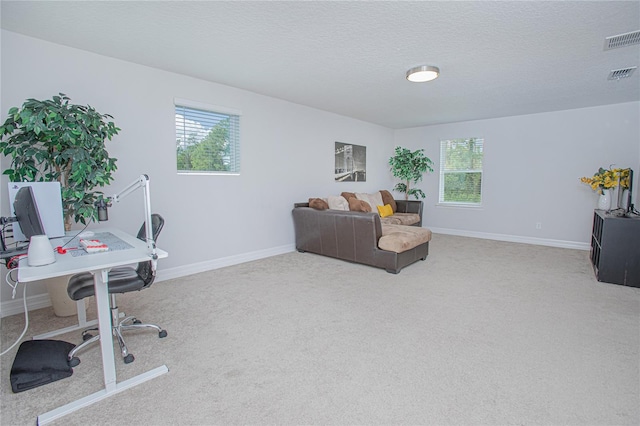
1,234,639,425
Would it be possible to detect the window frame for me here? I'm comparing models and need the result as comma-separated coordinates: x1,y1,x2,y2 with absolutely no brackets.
438,137,485,208
174,98,241,176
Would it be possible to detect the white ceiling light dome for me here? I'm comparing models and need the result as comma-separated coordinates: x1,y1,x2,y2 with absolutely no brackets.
406,65,440,82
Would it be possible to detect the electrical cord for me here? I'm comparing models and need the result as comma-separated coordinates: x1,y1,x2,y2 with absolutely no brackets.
0,223,6,251
56,221,91,251
6,253,27,270
5,265,20,296
0,269,29,357
0,221,94,357
2,222,26,252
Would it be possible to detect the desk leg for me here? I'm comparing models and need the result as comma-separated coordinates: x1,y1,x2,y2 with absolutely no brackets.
76,298,87,324
37,365,168,425
94,269,117,391
36,268,168,425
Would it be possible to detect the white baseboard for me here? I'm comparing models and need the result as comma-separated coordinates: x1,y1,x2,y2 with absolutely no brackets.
154,243,296,283
0,292,52,318
1,244,296,318
428,227,591,251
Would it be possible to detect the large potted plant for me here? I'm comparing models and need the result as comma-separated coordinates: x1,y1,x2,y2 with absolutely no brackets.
389,146,433,200
0,93,119,316
0,93,119,227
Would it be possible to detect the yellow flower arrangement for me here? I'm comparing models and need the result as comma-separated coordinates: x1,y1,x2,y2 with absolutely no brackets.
580,167,631,195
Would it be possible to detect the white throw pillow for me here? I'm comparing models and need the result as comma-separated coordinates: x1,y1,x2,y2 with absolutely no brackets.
327,195,349,211
355,192,384,215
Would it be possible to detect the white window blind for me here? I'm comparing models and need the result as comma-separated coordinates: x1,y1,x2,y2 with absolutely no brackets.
175,100,240,174
439,138,484,204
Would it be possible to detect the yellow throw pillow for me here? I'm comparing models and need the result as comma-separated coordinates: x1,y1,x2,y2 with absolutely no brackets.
377,204,394,218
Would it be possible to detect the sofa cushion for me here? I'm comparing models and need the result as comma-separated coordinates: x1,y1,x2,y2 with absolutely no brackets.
355,192,384,215
380,212,421,226
379,190,397,213
341,192,356,201
377,204,394,218
379,216,403,225
327,195,349,211
309,198,329,210
348,197,372,212
379,224,432,253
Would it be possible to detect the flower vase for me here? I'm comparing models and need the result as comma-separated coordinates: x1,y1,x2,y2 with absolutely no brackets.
597,189,612,211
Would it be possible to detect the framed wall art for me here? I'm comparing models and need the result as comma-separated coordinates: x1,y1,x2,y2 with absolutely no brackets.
334,142,366,182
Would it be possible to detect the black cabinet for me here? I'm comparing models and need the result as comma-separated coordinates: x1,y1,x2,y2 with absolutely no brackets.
590,210,640,287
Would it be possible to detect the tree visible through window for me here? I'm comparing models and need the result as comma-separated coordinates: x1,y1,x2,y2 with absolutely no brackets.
439,138,484,204
175,102,240,174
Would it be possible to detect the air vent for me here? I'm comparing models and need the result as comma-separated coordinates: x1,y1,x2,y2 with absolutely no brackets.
604,30,640,50
608,67,637,80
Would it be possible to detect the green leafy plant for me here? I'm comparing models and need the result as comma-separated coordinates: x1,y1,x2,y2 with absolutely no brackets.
389,146,434,200
0,93,119,226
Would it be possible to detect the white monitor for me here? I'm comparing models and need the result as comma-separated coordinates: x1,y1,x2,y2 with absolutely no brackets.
8,182,65,241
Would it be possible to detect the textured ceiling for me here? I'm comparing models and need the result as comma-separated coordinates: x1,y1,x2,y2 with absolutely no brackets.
1,1,639,129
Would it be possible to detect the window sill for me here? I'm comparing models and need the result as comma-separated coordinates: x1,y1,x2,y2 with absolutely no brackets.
436,202,483,209
178,172,240,176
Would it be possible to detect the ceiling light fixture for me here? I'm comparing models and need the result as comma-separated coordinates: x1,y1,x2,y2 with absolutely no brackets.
406,65,440,82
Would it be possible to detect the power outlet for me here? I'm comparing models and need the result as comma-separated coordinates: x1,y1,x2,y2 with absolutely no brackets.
535,222,542,230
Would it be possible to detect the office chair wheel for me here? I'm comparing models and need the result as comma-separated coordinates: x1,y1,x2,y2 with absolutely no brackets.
82,333,94,341
132,319,141,324
68,357,80,367
159,330,168,338
123,354,135,364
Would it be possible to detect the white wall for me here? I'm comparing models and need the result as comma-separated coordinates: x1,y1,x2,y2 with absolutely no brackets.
2,30,638,314
0,31,395,312
394,102,640,247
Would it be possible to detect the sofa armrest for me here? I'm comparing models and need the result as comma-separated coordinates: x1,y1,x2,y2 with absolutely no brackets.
292,207,383,261
395,200,423,226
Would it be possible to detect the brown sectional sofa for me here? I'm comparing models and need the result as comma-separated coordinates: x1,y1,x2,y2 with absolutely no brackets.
292,199,431,274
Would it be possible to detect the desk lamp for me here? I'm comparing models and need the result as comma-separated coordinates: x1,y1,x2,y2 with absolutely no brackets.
95,174,158,269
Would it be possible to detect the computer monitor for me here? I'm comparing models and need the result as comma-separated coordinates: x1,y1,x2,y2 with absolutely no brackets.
624,168,634,215
8,182,65,241
13,186,46,241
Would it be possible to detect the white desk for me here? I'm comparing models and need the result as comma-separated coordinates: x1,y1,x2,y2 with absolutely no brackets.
17,228,169,425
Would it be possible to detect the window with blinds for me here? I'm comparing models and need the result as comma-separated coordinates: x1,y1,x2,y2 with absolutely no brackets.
439,138,484,205
175,99,240,174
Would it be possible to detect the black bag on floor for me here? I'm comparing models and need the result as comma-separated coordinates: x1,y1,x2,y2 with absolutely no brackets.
10,339,75,393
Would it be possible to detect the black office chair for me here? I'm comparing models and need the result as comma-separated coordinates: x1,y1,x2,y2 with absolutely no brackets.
67,214,167,366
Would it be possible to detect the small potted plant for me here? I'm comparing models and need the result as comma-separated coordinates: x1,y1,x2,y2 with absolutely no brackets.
0,93,119,316
389,146,434,200
580,167,630,211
